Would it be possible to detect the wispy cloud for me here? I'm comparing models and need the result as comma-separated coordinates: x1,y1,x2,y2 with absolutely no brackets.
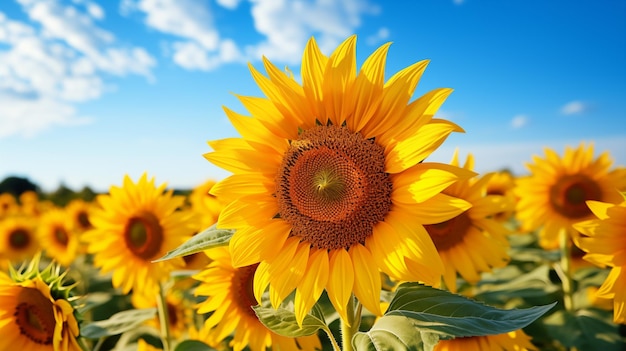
366,27,389,45
0,0,155,138
560,100,587,115
510,114,528,129
453,0,465,5
123,0,378,71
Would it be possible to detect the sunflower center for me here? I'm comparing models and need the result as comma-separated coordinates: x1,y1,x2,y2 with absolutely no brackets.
123,211,164,260
166,302,178,327
77,211,91,230
9,229,31,250
14,287,55,345
54,227,69,246
424,212,472,251
233,264,259,317
549,174,602,219
276,125,392,250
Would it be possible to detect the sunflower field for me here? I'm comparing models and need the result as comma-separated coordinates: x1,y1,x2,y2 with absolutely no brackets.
1,35,625,351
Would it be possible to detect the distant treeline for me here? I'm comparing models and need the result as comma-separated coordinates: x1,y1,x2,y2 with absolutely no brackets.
0,176,191,207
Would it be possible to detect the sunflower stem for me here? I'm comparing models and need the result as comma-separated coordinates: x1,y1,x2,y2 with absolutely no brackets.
156,282,172,351
341,295,359,351
559,230,575,312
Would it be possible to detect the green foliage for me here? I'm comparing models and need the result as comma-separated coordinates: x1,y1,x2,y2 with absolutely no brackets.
352,283,555,351
81,308,157,338
254,304,327,337
174,340,216,351
154,224,234,262
0,176,39,198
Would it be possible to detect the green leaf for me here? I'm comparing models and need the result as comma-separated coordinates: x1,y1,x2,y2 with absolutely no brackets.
353,315,441,351
543,309,625,350
253,304,326,337
385,283,556,338
174,340,216,351
153,225,234,262
80,308,157,338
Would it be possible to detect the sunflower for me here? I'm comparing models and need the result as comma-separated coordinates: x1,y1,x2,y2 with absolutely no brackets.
0,193,18,218
189,179,224,230
433,330,536,351
573,192,626,323
0,214,40,264
0,273,81,350
65,199,96,233
515,143,626,249
83,174,196,297
484,170,517,223
37,208,79,267
132,289,193,339
206,35,474,324
423,152,512,292
193,246,322,351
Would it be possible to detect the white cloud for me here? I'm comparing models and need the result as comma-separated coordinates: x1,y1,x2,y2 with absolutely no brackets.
366,27,389,45
246,0,378,64
560,100,587,115
0,0,156,139
216,0,241,10
510,114,528,129
125,0,377,71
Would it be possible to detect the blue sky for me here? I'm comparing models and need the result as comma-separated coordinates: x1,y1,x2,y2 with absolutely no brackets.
1,0,625,192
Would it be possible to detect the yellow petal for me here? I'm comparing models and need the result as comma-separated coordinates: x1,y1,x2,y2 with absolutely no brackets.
253,261,271,304
322,35,357,126
398,193,472,225
385,119,464,173
325,248,354,325
392,162,476,203
229,220,291,267
294,249,329,326
349,244,382,316
267,237,307,308
345,42,390,133
301,36,328,123
366,220,410,281
364,59,430,138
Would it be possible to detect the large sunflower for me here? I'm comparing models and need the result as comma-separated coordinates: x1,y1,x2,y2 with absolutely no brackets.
0,214,40,264
423,152,512,292
193,246,322,351
206,35,473,324
84,174,195,296
0,273,81,350
515,143,626,249
433,330,536,351
37,208,79,267
573,192,626,323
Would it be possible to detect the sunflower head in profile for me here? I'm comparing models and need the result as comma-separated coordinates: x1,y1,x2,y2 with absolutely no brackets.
189,179,225,230
515,143,626,249
423,151,512,292
433,330,537,351
206,35,474,324
0,256,81,351
37,208,79,267
84,174,196,296
573,192,626,323
484,170,517,223
194,246,322,351
0,214,40,264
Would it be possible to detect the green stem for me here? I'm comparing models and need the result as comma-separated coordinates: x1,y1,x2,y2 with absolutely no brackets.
559,229,574,312
156,283,172,351
322,325,342,351
341,295,360,351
